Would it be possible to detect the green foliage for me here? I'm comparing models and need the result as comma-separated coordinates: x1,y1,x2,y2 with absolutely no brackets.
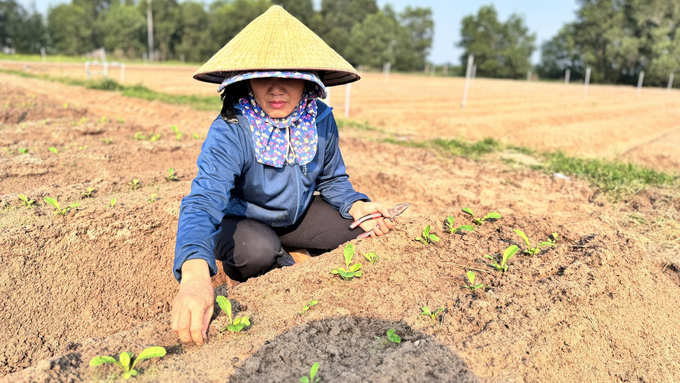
432,137,502,158
445,216,475,234
463,271,484,292
513,230,558,255
386,328,401,343
484,245,518,272
81,187,95,198
298,299,318,315
110,199,117,208
128,179,141,190
299,362,320,383
101,138,113,145
462,208,502,225
147,193,158,203
192,132,203,140
18,147,28,154
0,0,49,54
48,147,58,154
363,252,378,263
420,306,444,323
44,197,79,215
331,243,363,280
415,225,439,245
116,116,126,124
216,295,251,332
171,125,183,141
18,194,35,208
97,115,108,123
89,347,166,380
166,168,179,182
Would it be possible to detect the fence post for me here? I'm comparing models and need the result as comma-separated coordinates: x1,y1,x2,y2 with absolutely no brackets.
565,69,570,84
121,63,125,83
424,64,429,74
443,65,448,75
344,83,351,118
40,47,46,62
668,73,674,91
461,54,474,109
584,67,591,99
471,65,477,81
85,62,90,80
527,70,532,81
384,62,391,83
431,66,435,76
637,71,644,97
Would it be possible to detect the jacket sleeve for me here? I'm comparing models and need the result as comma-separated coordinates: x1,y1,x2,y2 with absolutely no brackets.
173,119,245,282
315,113,370,219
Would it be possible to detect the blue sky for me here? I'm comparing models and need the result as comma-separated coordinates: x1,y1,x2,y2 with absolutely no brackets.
25,0,580,65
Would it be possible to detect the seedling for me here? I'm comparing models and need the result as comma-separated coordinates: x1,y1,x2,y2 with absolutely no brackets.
101,138,113,145
462,208,502,225
420,306,444,323
18,147,28,154
129,179,141,190
463,271,484,292
109,199,117,208
147,193,157,203
415,225,439,245
331,243,363,280
82,187,95,198
134,132,148,140
78,117,88,125
171,125,183,141
299,362,320,383
192,132,203,140
216,295,250,332
18,194,35,208
484,245,519,272
363,252,378,263
48,147,58,154
116,116,126,124
98,115,108,123
445,216,475,234
89,346,166,380
63,103,68,108
298,300,318,315
386,329,401,343
149,133,162,142
44,197,79,215
513,230,559,255
166,168,178,182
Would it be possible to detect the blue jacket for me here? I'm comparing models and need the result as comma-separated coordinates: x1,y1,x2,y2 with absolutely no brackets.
173,101,368,281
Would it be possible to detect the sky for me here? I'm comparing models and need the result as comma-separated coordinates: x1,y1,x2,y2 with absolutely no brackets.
25,0,580,65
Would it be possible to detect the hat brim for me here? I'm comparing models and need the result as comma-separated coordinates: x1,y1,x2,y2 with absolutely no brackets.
195,68,360,88
217,70,329,99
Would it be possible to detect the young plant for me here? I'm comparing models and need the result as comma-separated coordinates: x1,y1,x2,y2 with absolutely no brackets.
149,133,162,142
109,198,117,208
445,216,475,234
147,193,157,203
298,300,318,315
331,243,363,280
192,132,203,140
171,125,183,141
299,362,320,383
420,306,444,323
48,146,58,154
89,346,166,380
18,147,28,154
462,208,502,225
513,230,559,255
216,295,250,332
386,329,401,344
166,168,178,182
363,252,378,263
101,138,113,145
116,116,126,124
18,194,35,208
463,271,484,292
484,245,519,272
44,197,79,215
134,132,148,140
128,179,141,190
82,187,95,198
415,225,439,245
98,115,108,123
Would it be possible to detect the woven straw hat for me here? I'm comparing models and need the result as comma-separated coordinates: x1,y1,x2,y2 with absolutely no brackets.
193,5,360,87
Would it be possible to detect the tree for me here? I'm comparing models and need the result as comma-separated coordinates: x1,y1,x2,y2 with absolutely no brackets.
47,3,95,55
536,24,583,80
137,0,181,60
345,9,399,68
398,6,433,71
209,0,272,53
320,0,378,54
99,2,146,58
175,1,210,62
0,0,49,53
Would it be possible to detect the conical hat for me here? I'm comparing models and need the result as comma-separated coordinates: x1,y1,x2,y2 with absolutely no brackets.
194,5,360,87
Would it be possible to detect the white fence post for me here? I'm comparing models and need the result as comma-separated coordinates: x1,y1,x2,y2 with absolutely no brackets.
85,62,90,80
565,69,570,84
120,63,125,83
668,73,674,91
431,66,436,76
443,65,448,75
584,66,591,99
424,64,429,74
637,71,644,97
384,62,391,83
461,54,474,109
40,47,46,62
344,83,351,118
527,70,532,81
471,65,477,80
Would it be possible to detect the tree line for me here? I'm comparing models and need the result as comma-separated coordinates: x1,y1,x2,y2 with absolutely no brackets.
0,0,433,71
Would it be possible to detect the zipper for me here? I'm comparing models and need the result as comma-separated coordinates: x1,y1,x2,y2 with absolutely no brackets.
292,163,302,224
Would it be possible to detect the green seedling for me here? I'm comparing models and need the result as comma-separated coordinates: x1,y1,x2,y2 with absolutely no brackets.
463,271,484,292
298,300,318,315
171,125,183,141
484,245,519,272
192,132,203,140
116,116,126,124
216,295,250,332
363,252,378,263
420,306,444,323
445,216,475,234
386,329,401,343
133,132,148,140
48,147,58,154
101,138,113,145
331,243,363,280
149,133,162,142
89,346,166,380
462,207,502,225
109,199,117,208
299,362,320,383
63,103,68,108
18,194,35,208
129,179,141,190
98,115,108,123
513,229,559,255
147,193,157,203
166,168,178,182
78,117,88,125
18,147,28,154
44,197,79,215
82,187,95,198
415,225,439,245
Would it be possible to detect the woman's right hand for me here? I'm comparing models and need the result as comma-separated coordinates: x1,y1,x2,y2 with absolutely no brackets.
171,259,214,345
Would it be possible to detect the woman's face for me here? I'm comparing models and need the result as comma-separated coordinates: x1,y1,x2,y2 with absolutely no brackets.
249,78,306,118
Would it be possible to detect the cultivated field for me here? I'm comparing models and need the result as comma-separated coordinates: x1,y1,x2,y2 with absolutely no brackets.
1,65,679,382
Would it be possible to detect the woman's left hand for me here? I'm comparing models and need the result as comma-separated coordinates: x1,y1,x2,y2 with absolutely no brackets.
349,201,395,237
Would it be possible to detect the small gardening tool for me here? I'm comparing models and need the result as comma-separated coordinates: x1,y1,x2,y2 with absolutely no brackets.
350,202,410,239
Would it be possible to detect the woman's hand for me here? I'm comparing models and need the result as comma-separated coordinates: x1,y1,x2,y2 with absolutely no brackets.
171,259,214,345
349,201,395,237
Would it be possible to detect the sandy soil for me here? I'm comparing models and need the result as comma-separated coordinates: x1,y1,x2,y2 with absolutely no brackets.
1,72,679,382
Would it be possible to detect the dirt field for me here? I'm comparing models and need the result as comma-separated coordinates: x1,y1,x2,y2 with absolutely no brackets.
1,70,679,382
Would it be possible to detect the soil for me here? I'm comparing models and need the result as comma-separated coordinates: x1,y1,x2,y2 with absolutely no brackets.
1,72,680,382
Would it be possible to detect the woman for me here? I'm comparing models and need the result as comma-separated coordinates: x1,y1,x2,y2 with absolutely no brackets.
171,5,395,345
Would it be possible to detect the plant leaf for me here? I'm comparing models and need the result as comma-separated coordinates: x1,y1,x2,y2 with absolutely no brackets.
119,351,131,370
513,230,531,247
386,329,401,343
330,269,340,274
89,355,118,367
466,271,476,284
423,225,431,237
44,197,59,209
343,243,355,266
483,254,494,260
311,300,318,306
216,296,232,323
446,216,455,225
429,234,440,242
349,263,362,272
503,245,519,263
484,212,502,220
538,241,556,247
353,270,363,277
69,203,80,208
300,377,309,383
310,362,319,380
462,207,474,217
338,270,354,279
123,372,131,379
130,369,138,376
131,346,166,370
240,316,250,326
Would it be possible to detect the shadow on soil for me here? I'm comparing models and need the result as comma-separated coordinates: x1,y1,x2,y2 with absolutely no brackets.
228,316,480,383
